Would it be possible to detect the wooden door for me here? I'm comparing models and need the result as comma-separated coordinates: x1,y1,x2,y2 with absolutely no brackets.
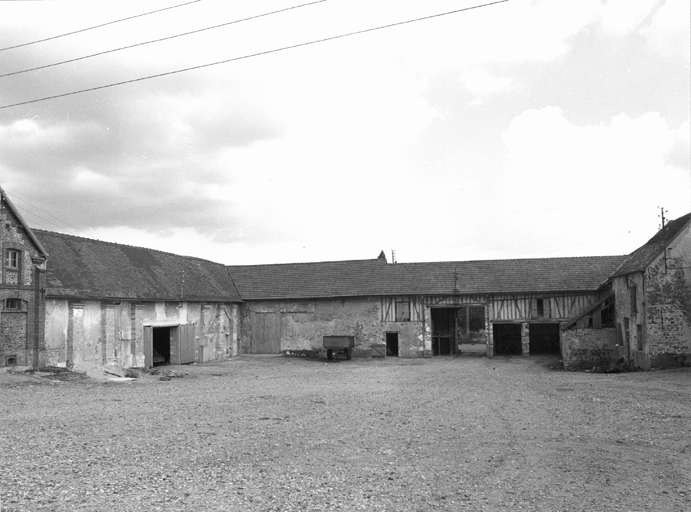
174,324,196,364
143,326,153,368
250,312,282,354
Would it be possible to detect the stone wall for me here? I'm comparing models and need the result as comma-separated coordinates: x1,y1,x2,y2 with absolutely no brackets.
561,326,621,370
240,298,426,357
643,229,691,368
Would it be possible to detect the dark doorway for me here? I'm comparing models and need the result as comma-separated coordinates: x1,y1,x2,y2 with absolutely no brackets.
153,327,171,366
493,323,522,355
432,308,456,356
386,332,399,357
529,323,560,354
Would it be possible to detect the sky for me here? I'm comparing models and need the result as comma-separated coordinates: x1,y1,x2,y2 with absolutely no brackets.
0,0,689,265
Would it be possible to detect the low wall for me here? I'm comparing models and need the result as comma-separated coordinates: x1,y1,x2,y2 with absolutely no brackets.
561,327,621,370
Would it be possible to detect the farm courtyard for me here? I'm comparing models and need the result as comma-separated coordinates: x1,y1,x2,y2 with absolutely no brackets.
1,355,690,512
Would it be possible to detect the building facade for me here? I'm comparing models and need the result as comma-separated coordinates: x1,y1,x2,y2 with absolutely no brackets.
0,187,48,367
3,183,688,371
36,230,242,368
228,255,625,361
561,214,691,370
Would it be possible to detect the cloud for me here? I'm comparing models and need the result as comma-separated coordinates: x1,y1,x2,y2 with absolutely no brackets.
665,120,691,169
640,0,691,60
458,67,513,103
493,106,689,256
596,0,662,35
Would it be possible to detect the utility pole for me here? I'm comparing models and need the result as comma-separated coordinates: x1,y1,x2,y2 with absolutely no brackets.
658,206,669,273
658,206,668,229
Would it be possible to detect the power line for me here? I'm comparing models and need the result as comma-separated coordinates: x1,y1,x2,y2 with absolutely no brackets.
16,209,70,234
4,191,91,237
0,0,202,53
0,0,509,111
0,0,328,79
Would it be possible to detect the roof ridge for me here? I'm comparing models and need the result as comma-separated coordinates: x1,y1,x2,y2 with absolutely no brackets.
609,212,691,278
226,257,383,268
390,255,628,266
33,228,227,267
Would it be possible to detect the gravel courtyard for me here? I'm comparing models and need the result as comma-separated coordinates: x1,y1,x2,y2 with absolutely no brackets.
1,355,690,512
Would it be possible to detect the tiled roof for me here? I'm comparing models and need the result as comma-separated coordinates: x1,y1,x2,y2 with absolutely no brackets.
610,213,691,278
227,258,388,301
227,255,627,300
35,230,241,302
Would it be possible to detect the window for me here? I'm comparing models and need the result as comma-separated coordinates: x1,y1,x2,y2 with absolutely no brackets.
5,249,19,269
395,299,410,322
637,324,643,351
624,318,630,348
531,298,549,319
630,286,637,315
5,298,20,310
600,298,614,327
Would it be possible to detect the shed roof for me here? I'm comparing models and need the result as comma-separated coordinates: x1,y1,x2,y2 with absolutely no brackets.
610,213,691,278
227,255,627,300
35,230,242,302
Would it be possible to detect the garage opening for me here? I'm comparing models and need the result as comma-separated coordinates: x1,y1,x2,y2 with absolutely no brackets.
458,306,487,355
153,327,171,366
529,323,560,354
386,332,399,357
431,308,456,356
493,323,522,355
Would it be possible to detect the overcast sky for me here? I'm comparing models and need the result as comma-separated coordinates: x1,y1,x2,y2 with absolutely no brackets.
1,0,689,265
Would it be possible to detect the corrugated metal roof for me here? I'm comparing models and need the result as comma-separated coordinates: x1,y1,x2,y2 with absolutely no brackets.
35,230,242,302
610,213,691,278
227,255,627,300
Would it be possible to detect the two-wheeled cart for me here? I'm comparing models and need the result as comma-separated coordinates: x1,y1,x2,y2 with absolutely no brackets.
323,336,353,361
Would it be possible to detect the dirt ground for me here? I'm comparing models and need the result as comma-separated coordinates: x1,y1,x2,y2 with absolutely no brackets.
1,354,690,512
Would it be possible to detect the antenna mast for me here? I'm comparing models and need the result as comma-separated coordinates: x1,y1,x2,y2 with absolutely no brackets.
658,206,668,229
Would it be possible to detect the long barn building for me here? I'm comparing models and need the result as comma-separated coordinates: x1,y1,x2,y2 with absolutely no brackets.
1,185,689,371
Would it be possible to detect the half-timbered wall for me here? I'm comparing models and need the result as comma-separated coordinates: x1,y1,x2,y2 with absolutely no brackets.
44,299,238,368
488,293,600,322
384,293,600,323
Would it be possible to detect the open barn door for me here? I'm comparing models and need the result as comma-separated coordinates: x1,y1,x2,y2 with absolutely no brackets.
172,324,196,365
144,326,153,368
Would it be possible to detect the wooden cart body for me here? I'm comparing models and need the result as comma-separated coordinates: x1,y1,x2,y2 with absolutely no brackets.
323,336,354,361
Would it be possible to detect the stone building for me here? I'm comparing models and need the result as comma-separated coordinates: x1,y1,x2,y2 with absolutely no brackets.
562,213,691,370
35,230,242,368
3,180,687,371
227,253,625,360
0,186,49,367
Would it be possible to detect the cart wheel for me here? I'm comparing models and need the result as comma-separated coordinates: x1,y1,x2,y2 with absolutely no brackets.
327,349,333,361
345,348,352,360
